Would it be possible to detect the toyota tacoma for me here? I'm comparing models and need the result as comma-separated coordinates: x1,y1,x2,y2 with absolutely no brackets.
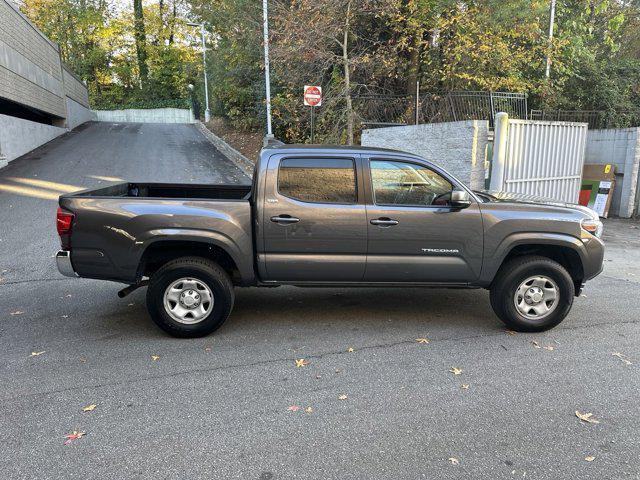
55,145,604,337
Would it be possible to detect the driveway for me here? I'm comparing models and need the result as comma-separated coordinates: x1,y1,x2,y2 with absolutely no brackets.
0,124,638,479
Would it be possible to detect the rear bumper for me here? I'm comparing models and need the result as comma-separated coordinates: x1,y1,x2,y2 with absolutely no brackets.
56,250,77,277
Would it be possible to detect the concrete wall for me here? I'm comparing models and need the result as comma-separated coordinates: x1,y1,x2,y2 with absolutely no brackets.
361,120,489,189
94,108,195,124
585,128,640,218
0,114,66,166
66,97,96,130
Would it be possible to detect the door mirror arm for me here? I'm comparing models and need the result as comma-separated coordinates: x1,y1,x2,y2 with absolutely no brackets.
450,189,472,209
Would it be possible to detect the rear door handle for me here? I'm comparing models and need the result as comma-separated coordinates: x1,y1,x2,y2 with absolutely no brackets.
370,217,399,226
271,215,300,224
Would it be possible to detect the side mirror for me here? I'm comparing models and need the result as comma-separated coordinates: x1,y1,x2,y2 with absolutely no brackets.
451,189,472,208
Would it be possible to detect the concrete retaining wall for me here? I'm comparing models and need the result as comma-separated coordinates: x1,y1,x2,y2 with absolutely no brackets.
66,97,96,130
94,108,195,124
585,128,640,218
195,121,254,176
0,114,66,166
361,120,489,189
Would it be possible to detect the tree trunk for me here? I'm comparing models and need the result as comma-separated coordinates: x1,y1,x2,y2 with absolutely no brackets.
343,0,354,146
133,0,149,85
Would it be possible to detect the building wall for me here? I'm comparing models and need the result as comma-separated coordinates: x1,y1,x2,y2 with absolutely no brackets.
63,65,90,108
361,120,489,190
585,128,640,218
66,97,96,130
0,0,66,119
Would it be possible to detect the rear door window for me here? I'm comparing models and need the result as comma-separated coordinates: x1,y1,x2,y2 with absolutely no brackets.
278,158,357,204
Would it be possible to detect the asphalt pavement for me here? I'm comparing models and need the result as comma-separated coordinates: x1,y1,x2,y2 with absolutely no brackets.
0,122,638,479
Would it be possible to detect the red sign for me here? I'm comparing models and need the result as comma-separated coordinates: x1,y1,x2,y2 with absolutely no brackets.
303,85,322,107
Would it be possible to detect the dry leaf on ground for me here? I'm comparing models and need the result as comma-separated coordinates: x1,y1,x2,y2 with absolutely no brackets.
82,404,97,412
305,407,313,413
461,384,470,389
347,347,354,353
338,394,348,400
612,352,633,365
543,345,555,351
150,355,160,361
448,457,460,465
575,410,600,424
450,367,463,375
287,405,300,412
30,351,45,357
64,431,85,445
10,310,24,316
531,341,541,349
295,359,309,368
505,330,517,335
585,456,595,462
416,338,430,344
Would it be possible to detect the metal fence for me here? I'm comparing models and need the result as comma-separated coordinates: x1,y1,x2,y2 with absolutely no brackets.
530,109,640,130
356,91,528,129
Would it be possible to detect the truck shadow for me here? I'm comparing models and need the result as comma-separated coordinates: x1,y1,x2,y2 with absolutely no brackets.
228,286,501,336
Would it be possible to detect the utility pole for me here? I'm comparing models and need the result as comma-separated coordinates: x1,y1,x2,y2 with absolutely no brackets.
187,22,210,123
545,0,556,79
262,0,274,142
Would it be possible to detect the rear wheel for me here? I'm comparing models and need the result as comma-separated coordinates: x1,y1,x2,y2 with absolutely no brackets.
490,255,574,332
146,257,234,338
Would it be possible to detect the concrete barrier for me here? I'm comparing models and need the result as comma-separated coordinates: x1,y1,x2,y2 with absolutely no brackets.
66,97,96,130
93,108,195,124
361,120,489,190
0,114,66,166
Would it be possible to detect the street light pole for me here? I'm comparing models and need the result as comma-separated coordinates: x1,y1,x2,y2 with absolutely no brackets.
188,22,211,123
262,0,274,140
545,0,556,79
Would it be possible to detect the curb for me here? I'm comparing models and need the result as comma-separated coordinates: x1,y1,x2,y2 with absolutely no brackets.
195,121,254,177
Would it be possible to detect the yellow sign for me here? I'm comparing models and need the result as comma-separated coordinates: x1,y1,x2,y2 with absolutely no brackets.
604,164,612,174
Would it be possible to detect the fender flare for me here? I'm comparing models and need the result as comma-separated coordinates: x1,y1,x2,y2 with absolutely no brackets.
480,232,587,286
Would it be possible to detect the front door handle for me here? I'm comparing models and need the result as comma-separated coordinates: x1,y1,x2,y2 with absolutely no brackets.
370,217,399,226
271,215,300,224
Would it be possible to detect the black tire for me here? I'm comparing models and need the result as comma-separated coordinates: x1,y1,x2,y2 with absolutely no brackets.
146,257,235,338
489,255,575,332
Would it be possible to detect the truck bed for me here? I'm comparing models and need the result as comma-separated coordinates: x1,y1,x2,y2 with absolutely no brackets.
71,182,252,201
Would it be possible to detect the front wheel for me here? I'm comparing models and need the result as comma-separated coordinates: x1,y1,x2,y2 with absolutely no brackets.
490,255,575,332
146,257,235,338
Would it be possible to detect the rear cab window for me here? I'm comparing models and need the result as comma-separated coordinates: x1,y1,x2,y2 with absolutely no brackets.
278,158,357,204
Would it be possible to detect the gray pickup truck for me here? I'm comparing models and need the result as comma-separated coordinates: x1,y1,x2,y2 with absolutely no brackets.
56,145,604,337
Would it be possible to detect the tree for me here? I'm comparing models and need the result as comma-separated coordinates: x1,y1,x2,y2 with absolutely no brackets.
133,0,149,85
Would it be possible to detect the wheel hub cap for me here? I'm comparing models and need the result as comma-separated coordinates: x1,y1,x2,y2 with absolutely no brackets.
163,278,214,325
514,275,559,320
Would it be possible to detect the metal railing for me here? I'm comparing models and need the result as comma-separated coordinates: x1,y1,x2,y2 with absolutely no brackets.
356,91,528,129
529,109,640,130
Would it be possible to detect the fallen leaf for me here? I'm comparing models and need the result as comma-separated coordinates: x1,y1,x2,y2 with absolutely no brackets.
82,404,97,412
531,341,541,349
448,457,459,465
542,345,555,351
585,456,595,462
10,310,24,316
505,330,517,335
151,355,160,361
461,384,469,389
347,347,355,353
416,338,430,344
450,367,463,375
295,358,309,368
30,351,45,357
304,406,313,413
338,394,348,400
64,431,85,445
575,410,600,424
128,303,134,307
61,315,68,319
612,352,633,365
287,405,300,412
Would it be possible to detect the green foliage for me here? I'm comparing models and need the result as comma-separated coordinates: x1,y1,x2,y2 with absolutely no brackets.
91,98,191,111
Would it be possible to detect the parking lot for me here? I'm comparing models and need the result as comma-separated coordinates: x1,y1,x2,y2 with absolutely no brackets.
0,123,638,479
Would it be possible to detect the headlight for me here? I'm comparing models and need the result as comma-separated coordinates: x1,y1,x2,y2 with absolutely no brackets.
581,218,603,238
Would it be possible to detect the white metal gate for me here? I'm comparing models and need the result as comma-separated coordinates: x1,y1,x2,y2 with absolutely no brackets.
490,115,588,203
